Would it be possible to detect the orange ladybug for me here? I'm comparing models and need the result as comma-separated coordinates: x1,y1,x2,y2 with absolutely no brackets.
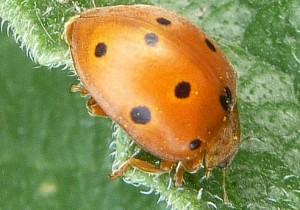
64,4,240,197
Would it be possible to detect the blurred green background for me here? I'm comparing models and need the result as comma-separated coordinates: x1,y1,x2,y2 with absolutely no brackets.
0,29,164,210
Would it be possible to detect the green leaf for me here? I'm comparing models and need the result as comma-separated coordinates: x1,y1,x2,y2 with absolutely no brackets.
1,0,299,209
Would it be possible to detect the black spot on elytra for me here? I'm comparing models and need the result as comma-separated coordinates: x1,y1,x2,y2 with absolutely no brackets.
205,38,216,52
156,17,171,26
175,81,191,99
189,139,202,150
95,43,107,57
145,33,159,46
220,87,232,112
130,106,151,124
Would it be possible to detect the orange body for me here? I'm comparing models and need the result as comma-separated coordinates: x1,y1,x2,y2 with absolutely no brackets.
65,5,240,174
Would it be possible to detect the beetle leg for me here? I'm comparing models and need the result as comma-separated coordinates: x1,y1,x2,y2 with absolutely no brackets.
110,158,173,180
175,156,204,187
160,160,175,171
70,84,90,97
70,84,107,117
182,156,204,174
86,97,107,117
174,162,185,187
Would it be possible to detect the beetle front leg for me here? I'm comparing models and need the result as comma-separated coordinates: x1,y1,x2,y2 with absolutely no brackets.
86,97,107,117
70,84,107,117
174,162,185,187
110,158,175,180
70,83,90,96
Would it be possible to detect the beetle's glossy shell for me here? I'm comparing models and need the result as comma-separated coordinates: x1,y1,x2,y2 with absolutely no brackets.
65,5,240,166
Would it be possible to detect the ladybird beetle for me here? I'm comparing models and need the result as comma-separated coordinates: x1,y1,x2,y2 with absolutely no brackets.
64,4,240,199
